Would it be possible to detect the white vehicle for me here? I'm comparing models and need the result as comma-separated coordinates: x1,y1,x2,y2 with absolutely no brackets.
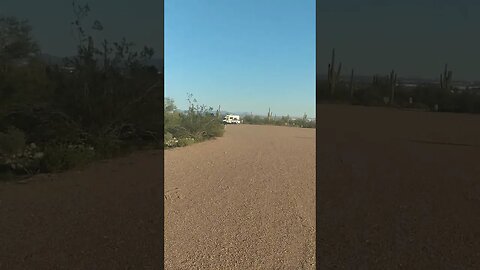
223,114,241,124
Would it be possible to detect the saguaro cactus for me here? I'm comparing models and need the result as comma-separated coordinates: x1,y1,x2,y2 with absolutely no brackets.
389,69,398,104
440,64,453,89
349,68,355,99
216,105,221,118
372,74,379,86
327,48,342,96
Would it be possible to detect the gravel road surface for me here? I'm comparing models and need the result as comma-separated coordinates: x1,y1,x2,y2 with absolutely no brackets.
318,104,480,269
165,124,316,269
1,124,315,270
0,151,163,269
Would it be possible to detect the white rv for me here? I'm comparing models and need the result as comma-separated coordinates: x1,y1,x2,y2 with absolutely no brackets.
223,114,241,124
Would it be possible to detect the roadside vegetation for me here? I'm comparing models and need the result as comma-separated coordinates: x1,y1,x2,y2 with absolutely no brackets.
242,113,316,128
164,95,225,148
163,96,317,148
318,48,480,114
0,2,162,180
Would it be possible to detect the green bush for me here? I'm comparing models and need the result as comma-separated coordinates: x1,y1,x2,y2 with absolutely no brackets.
0,131,44,175
1,12,164,177
177,137,195,147
0,126,26,156
164,94,225,148
164,132,178,147
40,143,96,173
180,95,224,139
206,122,225,137
319,77,480,114
90,133,123,159
242,113,315,128
164,98,181,132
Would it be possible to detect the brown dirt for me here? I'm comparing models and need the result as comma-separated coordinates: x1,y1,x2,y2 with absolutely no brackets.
0,151,163,269
164,125,316,269
318,104,480,269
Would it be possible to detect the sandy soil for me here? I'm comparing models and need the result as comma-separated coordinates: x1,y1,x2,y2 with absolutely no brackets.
164,125,316,269
0,124,315,269
318,104,480,269
6,103,475,269
0,151,163,269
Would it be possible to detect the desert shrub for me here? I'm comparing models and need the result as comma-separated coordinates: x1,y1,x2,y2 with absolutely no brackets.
0,126,26,156
181,95,223,138
164,132,179,147
242,115,253,124
0,9,164,177
0,127,46,175
320,76,480,114
163,95,226,149
353,86,385,106
206,121,225,137
316,80,330,101
1,143,44,175
242,114,272,125
165,94,224,144
242,112,315,128
40,143,95,172
164,98,181,131
1,107,86,145
177,137,195,147
89,133,123,159
178,114,222,141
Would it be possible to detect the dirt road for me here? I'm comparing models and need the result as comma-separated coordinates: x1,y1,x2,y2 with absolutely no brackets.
164,125,316,269
0,151,163,269
318,105,480,269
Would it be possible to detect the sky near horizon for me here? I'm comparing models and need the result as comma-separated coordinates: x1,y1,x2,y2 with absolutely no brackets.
317,0,480,81
165,0,316,117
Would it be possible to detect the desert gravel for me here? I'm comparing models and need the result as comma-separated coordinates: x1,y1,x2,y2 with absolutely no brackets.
0,124,315,269
318,104,480,269
164,124,316,269
0,151,163,269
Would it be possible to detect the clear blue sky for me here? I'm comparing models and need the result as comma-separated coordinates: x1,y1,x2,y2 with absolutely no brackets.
165,0,315,117
0,0,163,57
317,0,480,81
